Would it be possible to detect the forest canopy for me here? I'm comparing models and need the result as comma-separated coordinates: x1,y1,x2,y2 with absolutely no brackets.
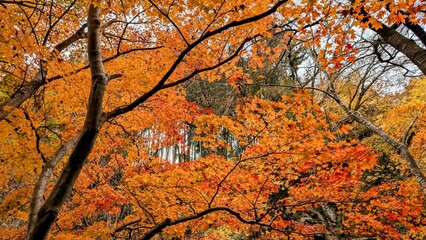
0,0,425,239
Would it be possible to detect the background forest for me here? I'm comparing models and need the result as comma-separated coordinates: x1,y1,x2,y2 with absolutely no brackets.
0,0,425,239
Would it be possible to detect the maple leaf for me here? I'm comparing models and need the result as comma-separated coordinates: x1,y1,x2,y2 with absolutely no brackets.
1,0,425,239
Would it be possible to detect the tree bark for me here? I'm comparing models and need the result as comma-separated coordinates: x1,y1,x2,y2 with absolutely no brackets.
404,22,426,47
27,137,78,236
26,4,107,239
373,23,426,75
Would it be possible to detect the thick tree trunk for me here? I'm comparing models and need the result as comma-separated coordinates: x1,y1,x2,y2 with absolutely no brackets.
26,4,107,239
373,24,426,75
26,128,103,239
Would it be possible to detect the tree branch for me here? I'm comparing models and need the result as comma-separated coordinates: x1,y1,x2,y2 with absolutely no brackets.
54,23,87,52
0,23,87,121
140,207,257,240
161,35,255,89
148,0,189,46
26,136,78,236
42,0,77,46
401,109,423,144
106,0,289,119
327,84,426,194
350,6,426,75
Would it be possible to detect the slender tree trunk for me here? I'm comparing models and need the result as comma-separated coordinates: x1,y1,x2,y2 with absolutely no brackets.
329,87,426,194
350,111,426,192
27,137,78,236
26,4,107,239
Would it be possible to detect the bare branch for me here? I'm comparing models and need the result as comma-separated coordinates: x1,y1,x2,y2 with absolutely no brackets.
0,0,38,9
42,0,77,46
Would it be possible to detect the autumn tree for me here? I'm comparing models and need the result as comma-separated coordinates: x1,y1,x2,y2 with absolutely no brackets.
253,0,426,191
0,0,295,239
1,0,425,239
335,0,426,190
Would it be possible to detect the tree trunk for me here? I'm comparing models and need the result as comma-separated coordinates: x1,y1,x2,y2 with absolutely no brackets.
26,4,107,239
374,24,426,75
330,87,426,194
351,111,426,193
27,137,78,236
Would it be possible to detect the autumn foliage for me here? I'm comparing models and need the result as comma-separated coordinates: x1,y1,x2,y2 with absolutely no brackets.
0,0,426,239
